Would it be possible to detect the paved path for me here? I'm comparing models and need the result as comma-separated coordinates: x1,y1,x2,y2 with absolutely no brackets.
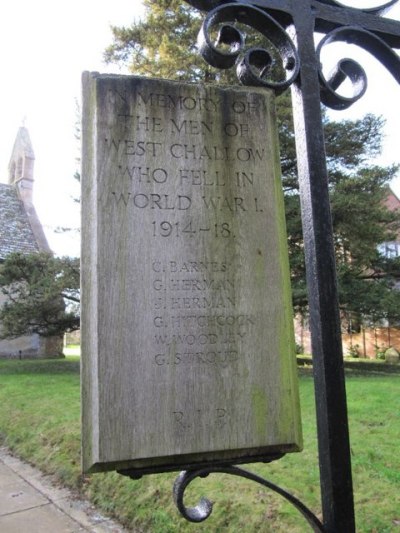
0,448,128,532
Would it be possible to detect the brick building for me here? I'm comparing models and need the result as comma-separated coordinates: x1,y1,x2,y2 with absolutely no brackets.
0,127,63,357
295,187,400,358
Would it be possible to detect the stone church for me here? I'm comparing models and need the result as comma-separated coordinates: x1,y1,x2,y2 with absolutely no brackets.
0,127,63,357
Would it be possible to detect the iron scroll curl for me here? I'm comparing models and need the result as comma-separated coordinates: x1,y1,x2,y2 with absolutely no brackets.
317,26,400,110
197,3,300,93
173,466,326,532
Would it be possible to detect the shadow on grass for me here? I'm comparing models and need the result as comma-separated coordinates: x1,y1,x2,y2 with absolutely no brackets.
2,356,399,378
0,357,80,375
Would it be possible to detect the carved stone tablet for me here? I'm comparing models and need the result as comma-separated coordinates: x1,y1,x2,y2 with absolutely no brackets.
81,73,302,474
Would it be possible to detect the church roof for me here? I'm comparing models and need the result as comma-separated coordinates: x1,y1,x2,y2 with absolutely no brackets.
0,183,40,260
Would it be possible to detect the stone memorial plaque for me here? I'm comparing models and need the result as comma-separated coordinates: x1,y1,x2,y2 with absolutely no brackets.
81,73,302,474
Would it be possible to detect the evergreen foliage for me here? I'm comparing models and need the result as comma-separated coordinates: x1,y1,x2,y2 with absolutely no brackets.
0,253,80,338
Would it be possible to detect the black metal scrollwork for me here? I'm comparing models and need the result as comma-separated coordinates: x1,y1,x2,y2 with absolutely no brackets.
187,0,400,110
173,466,326,532
317,0,398,15
317,25,400,109
197,3,300,93
188,0,399,12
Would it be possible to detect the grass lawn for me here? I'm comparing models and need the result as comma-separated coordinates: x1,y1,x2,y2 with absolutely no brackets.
0,357,398,532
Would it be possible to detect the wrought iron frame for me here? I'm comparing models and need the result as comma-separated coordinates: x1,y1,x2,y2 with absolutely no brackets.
168,2,400,531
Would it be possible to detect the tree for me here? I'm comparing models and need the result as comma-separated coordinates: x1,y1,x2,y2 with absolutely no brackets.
105,0,228,83
104,0,275,86
280,107,400,321
104,0,400,328
0,253,80,338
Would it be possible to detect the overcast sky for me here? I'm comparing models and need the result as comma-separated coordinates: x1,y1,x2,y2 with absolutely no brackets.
0,1,399,256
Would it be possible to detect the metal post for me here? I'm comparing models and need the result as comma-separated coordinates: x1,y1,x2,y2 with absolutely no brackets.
290,7,354,530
